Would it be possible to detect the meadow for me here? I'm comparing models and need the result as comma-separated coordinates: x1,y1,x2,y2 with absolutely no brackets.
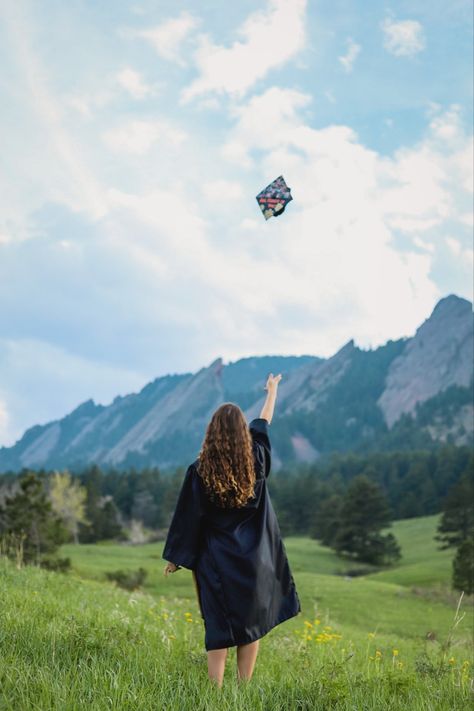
1,514,472,710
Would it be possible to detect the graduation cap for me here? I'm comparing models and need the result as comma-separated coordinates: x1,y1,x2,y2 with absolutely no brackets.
256,175,293,220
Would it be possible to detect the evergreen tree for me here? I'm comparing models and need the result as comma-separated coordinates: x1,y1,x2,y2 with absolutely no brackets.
435,461,474,593
311,494,343,546
98,497,123,540
333,474,401,565
0,471,69,565
78,466,123,542
452,539,474,594
129,467,164,528
435,469,474,549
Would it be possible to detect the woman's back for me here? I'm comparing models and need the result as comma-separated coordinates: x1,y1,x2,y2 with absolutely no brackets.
163,415,301,651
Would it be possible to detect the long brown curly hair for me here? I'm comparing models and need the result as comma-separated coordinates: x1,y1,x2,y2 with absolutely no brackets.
197,402,256,508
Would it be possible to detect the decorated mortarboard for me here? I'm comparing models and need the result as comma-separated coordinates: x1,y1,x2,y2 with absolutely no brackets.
256,175,293,220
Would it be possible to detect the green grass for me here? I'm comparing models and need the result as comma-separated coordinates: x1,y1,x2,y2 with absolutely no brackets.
0,514,473,710
368,515,456,587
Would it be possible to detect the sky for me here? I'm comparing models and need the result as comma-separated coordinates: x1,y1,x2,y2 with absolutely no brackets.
0,0,472,447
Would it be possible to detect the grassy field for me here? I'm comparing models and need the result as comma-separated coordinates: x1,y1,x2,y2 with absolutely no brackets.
1,514,472,709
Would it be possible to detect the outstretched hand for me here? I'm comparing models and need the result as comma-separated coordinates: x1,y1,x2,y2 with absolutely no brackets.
265,373,282,391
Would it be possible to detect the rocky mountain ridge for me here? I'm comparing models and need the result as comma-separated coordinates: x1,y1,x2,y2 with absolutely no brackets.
0,295,472,472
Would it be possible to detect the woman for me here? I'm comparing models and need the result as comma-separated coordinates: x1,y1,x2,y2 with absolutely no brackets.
162,373,301,687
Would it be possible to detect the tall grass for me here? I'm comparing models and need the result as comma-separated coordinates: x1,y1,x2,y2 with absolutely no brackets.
1,520,473,711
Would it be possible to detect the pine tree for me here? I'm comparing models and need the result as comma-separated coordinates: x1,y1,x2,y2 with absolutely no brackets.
78,466,122,542
98,497,123,540
311,494,343,546
333,474,401,565
452,539,474,594
0,471,69,565
435,460,474,593
435,469,474,549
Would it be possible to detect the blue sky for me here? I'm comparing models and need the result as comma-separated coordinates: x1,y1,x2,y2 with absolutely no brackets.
0,0,472,446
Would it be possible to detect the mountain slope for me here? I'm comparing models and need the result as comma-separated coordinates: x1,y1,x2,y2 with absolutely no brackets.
0,295,472,472
378,295,473,427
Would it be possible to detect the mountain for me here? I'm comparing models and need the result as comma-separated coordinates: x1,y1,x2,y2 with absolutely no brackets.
0,295,472,472
378,294,473,427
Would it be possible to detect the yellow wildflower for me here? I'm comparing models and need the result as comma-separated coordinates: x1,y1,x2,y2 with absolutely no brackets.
448,657,455,665
304,621,313,628
367,632,375,638
392,649,399,656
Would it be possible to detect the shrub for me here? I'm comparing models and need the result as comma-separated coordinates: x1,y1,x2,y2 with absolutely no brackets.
105,567,148,591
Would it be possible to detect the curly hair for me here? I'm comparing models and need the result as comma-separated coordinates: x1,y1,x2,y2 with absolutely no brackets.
197,402,256,508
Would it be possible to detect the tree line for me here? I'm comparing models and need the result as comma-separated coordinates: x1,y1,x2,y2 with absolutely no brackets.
0,444,472,590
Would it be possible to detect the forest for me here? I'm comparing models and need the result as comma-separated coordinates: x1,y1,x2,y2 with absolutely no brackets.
0,443,471,540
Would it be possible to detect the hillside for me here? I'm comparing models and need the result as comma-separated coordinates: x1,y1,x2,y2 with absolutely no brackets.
60,514,459,591
0,294,472,472
1,517,472,710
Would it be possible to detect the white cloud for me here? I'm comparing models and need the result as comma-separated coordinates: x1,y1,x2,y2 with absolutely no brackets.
451,138,474,194
338,38,361,73
65,88,115,119
131,12,198,65
240,218,259,230
378,105,472,231
0,398,10,445
446,236,473,265
1,2,108,222
181,0,307,102
116,67,153,99
381,18,426,57
413,236,435,252
459,212,473,227
102,119,188,154
201,180,244,203
0,338,145,447
66,70,159,119
222,86,312,167
446,236,462,256
218,88,473,346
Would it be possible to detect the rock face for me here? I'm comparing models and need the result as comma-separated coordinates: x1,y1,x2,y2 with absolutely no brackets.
244,340,356,425
378,295,474,427
0,355,314,471
0,295,472,472
105,358,225,464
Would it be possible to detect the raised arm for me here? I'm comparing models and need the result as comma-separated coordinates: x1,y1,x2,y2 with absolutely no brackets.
259,373,282,425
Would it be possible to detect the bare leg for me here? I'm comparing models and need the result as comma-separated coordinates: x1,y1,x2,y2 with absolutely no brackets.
207,648,228,687
236,640,260,682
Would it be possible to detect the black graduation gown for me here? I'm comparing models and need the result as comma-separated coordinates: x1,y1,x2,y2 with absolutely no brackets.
162,417,301,651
